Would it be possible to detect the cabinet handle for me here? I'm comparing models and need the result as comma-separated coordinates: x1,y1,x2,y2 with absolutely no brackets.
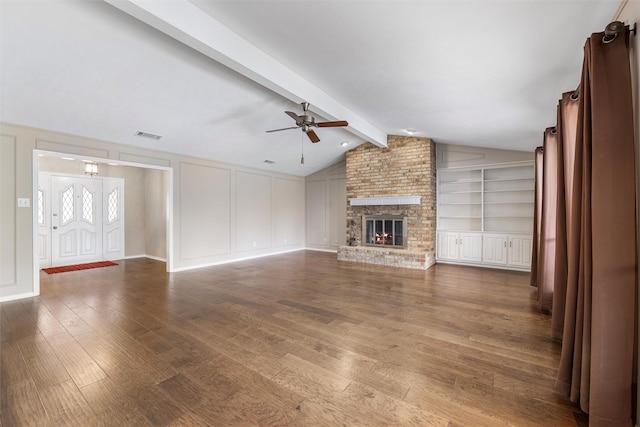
504,241,506,247
510,241,512,248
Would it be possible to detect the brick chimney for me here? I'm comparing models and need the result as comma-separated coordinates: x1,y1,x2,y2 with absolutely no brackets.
337,135,437,269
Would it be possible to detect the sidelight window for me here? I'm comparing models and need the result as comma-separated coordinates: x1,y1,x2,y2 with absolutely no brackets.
38,189,45,225
108,188,118,223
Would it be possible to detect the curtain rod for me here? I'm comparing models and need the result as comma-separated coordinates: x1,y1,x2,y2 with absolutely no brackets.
603,21,636,43
568,21,636,99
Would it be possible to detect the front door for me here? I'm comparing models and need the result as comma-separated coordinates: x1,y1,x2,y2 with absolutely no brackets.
51,176,103,267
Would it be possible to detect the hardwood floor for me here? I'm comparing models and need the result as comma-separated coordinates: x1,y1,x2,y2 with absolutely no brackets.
1,251,584,426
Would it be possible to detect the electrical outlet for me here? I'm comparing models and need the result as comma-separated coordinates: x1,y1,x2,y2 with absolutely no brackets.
17,198,30,208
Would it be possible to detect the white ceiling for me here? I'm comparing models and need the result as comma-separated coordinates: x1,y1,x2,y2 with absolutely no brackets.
0,0,621,176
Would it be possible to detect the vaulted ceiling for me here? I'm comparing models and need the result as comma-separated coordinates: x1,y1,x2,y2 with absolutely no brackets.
0,0,621,176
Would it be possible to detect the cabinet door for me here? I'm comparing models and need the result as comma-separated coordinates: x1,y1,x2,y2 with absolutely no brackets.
482,234,508,265
508,235,533,268
459,233,482,262
437,232,459,260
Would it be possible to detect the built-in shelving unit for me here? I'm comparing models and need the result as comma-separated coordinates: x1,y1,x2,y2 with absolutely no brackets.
437,169,482,232
437,163,534,271
482,165,534,234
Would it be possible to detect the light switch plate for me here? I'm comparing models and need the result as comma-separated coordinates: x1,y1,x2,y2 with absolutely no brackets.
17,198,30,208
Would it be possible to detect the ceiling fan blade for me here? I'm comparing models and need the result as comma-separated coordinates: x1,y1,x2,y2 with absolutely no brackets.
285,111,302,123
265,126,299,133
306,130,320,143
316,120,349,128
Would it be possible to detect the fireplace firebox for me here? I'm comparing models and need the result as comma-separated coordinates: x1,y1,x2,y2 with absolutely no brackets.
362,215,407,249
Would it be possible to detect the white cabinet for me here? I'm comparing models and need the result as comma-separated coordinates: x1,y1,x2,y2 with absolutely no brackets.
437,232,459,260
437,232,482,263
506,235,533,268
482,234,532,269
482,234,508,265
437,163,534,271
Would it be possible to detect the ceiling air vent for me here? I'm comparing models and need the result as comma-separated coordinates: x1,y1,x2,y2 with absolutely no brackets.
263,160,276,164
135,131,162,140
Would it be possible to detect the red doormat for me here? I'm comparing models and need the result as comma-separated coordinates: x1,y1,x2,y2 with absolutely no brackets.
42,261,118,274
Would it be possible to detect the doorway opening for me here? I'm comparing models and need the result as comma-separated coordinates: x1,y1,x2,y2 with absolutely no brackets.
33,150,173,295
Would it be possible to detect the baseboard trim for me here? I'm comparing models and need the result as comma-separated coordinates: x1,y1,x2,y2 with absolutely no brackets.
0,291,38,303
170,247,306,273
123,254,167,262
304,247,338,253
436,259,531,273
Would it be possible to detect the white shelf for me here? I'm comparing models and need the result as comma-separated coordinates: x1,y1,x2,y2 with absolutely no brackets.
440,202,482,205
444,190,482,194
484,201,534,205
483,178,533,183
437,163,534,234
440,178,481,184
484,189,534,193
484,215,533,221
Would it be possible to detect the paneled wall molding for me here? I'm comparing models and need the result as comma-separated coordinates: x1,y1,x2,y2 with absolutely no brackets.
305,160,347,251
0,122,306,302
0,133,18,297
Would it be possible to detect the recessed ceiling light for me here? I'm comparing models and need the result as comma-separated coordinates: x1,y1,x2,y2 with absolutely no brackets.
61,157,75,161
340,141,349,147
406,129,417,135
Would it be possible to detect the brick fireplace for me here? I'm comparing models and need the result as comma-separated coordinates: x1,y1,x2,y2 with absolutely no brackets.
337,135,437,270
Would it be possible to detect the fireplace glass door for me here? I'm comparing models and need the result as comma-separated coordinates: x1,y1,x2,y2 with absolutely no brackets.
363,216,406,248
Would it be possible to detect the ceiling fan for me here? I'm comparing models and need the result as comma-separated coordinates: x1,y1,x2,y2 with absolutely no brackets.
265,102,348,143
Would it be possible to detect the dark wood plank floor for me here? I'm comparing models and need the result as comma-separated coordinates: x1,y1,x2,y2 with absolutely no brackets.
1,251,584,426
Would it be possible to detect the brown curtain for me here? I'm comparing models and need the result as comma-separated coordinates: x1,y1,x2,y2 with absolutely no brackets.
537,127,559,312
531,146,544,288
551,93,580,341
554,30,637,426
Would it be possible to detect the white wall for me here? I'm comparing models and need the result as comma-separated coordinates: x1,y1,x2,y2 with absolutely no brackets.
305,160,347,251
0,123,306,301
437,143,534,169
144,168,167,260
